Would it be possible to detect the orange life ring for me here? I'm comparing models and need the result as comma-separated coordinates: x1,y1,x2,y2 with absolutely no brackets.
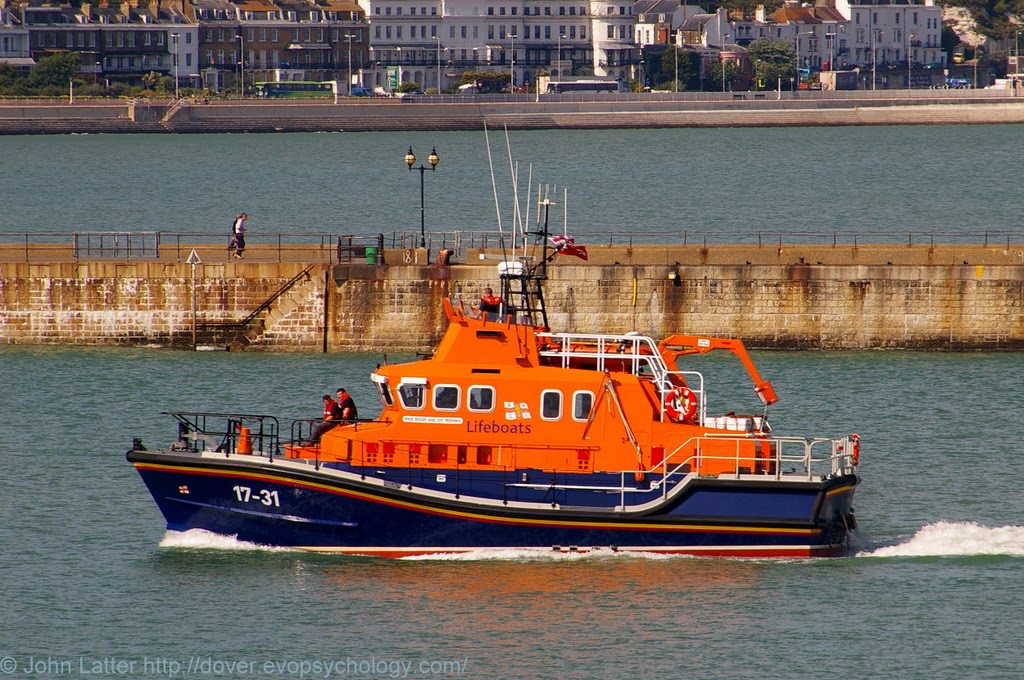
664,386,697,423
851,433,860,466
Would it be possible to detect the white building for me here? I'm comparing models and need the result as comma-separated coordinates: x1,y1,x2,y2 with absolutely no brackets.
835,0,945,75
359,0,638,92
0,0,34,69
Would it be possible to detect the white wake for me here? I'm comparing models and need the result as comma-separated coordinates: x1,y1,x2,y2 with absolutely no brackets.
159,529,294,552
864,521,1024,557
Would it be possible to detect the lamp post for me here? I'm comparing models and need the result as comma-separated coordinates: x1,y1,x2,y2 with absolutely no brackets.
870,28,879,91
509,30,514,90
433,35,442,93
826,31,836,71
795,30,813,90
171,33,179,99
235,34,244,97
907,32,914,89
674,40,678,92
404,146,440,248
721,33,731,93
557,32,564,77
345,33,354,95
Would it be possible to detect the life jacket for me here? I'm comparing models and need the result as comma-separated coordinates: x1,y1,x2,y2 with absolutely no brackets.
323,399,337,419
480,295,502,312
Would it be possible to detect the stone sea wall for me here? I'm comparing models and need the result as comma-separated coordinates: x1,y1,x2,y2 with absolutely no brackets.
2,245,1023,351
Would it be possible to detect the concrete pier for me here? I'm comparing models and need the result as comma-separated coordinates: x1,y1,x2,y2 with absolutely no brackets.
3,93,1024,134
1,243,1022,351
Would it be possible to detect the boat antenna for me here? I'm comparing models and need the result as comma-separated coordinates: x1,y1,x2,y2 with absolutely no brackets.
483,122,511,265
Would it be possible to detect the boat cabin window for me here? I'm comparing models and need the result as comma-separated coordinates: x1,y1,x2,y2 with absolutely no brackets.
375,380,394,407
433,385,461,411
468,385,495,412
398,382,426,410
540,390,562,420
572,391,594,421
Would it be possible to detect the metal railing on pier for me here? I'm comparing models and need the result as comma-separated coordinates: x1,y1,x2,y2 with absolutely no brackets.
1,228,1023,264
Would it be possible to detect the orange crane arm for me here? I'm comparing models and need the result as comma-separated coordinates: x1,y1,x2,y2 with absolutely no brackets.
657,335,779,406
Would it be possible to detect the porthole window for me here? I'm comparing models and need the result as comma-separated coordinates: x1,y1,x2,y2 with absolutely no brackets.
468,386,495,412
541,390,562,420
572,391,594,421
433,384,461,411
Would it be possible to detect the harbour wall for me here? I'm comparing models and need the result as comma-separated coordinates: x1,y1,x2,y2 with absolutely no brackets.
2,244,1023,351
3,94,1024,133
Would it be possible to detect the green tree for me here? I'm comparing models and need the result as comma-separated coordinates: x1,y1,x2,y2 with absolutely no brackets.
397,80,421,93
655,47,696,91
29,53,81,88
710,60,741,91
457,70,510,93
748,38,796,90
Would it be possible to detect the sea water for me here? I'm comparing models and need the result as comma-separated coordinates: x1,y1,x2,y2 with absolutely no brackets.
2,346,1023,679
1,125,1023,242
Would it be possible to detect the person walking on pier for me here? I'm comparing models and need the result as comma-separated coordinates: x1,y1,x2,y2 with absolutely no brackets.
228,212,247,259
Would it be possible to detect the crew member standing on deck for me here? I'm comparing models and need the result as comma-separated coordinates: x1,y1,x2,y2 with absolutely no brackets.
228,212,247,259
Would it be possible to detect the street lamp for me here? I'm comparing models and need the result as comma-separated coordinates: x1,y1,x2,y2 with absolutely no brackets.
433,35,442,93
721,33,731,93
235,34,244,97
870,28,880,91
171,33,179,99
795,30,814,90
509,30,515,90
345,33,355,96
557,33,564,77
404,146,440,248
907,32,914,90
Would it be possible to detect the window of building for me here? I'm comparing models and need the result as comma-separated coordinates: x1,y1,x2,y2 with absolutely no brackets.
544,26,550,38
559,6,565,15
569,26,575,38
468,386,495,412
396,6,402,14
541,390,562,420
488,7,494,14
396,26,402,38
580,26,586,39
607,25,613,38
433,385,460,411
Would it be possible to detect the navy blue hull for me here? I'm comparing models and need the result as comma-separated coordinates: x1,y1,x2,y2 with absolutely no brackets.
128,450,858,558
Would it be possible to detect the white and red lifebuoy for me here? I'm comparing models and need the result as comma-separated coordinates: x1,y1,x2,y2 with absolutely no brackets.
663,386,697,423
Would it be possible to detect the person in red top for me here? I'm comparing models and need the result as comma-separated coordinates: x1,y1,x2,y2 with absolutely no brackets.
477,287,502,319
308,394,339,444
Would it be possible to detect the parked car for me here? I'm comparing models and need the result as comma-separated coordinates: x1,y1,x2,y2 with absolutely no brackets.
350,87,372,97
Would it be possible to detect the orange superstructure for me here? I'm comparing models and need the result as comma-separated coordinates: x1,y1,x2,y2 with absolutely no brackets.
286,277,783,481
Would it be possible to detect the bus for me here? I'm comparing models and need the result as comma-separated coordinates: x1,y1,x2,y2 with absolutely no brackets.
543,79,623,94
253,81,337,98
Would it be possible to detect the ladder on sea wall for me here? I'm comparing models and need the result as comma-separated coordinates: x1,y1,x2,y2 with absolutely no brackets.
199,264,318,351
